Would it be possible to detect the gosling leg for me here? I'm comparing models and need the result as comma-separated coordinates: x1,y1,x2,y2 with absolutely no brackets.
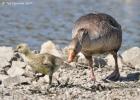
32,73,45,82
49,75,52,85
46,75,52,90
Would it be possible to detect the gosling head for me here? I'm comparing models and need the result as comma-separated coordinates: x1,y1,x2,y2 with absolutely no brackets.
14,43,30,55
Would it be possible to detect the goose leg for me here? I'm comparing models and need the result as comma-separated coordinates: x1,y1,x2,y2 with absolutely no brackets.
105,51,120,81
86,56,96,81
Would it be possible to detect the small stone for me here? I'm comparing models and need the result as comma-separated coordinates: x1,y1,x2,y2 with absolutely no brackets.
0,58,10,69
7,61,26,77
25,65,32,71
0,47,14,74
70,62,77,67
23,70,34,78
94,57,107,67
12,61,26,68
2,76,29,86
137,88,140,92
105,54,123,69
43,75,49,83
122,47,140,67
77,52,88,64
40,41,63,58
0,47,14,62
0,75,8,85
7,67,25,77
135,64,140,70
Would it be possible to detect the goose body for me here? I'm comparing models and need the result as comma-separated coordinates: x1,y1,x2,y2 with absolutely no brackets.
68,13,122,81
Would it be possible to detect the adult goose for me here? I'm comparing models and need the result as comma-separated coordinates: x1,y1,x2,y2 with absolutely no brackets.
68,13,122,81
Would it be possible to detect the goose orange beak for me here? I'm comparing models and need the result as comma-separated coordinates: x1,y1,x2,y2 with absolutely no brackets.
68,50,76,63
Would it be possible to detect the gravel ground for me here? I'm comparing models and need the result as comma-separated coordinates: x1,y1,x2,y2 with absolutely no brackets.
0,46,140,100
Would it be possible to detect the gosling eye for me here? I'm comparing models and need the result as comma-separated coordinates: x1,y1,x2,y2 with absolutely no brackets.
18,46,22,49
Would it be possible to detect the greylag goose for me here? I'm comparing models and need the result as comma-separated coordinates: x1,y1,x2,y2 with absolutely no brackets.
68,13,122,81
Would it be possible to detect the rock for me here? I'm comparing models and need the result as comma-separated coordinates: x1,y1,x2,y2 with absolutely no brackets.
12,61,26,68
0,74,9,84
0,47,14,62
40,40,63,58
0,47,14,69
23,70,34,78
23,65,34,77
0,58,10,74
0,58,10,68
77,52,88,64
135,64,140,70
105,54,123,69
7,61,26,77
94,57,107,68
69,62,77,67
7,67,25,77
2,76,30,86
122,47,140,68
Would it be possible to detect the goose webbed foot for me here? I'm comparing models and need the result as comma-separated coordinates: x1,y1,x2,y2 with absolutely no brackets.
105,70,120,81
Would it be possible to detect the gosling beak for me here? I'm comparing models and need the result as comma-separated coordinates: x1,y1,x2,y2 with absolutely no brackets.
14,49,18,53
67,50,76,63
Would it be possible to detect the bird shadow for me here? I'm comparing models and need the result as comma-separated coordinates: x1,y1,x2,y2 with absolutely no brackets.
119,72,140,82
57,83,95,92
94,57,107,68
51,82,111,92
28,72,140,94
57,72,140,92
59,72,140,92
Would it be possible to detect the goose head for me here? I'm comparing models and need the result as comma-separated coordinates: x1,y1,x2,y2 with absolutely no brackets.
68,28,89,63
68,38,80,63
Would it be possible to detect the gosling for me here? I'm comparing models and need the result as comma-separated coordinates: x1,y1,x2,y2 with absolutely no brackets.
14,43,63,87
68,13,122,81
